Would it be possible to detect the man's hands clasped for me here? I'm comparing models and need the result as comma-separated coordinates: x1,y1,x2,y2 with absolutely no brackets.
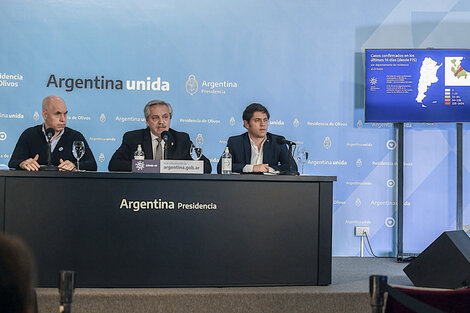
19,155,76,172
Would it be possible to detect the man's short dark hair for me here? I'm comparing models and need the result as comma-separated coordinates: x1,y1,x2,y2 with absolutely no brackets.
0,235,36,313
242,103,270,122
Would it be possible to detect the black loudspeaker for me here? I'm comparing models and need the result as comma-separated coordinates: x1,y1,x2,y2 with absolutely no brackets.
404,230,470,289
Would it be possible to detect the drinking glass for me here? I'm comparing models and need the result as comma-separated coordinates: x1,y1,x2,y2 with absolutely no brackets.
295,147,309,174
190,143,202,160
72,141,85,171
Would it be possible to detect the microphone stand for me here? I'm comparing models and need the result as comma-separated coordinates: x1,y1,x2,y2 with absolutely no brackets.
161,131,170,160
58,271,75,313
41,137,58,171
370,275,386,313
163,140,168,160
281,143,299,176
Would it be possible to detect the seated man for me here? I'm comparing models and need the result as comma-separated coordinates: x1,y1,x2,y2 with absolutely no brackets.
0,234,37,313
217,103,297,174
8,95,97,171
108,100,212,173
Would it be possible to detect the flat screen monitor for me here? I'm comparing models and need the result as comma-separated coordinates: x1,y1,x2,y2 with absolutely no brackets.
365,49,470,123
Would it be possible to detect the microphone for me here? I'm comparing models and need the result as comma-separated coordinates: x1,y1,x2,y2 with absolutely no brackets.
45,128,55,142
58,270,75,313
161,131,170,142
276,136,296,146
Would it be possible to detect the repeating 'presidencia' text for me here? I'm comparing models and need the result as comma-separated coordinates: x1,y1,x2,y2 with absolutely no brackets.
120,198,217,212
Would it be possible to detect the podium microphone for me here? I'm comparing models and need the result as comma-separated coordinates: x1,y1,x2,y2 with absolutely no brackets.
161,131,169,142
276,137,296,146
58,270,75,313
41,128,58,171
46,128,55,141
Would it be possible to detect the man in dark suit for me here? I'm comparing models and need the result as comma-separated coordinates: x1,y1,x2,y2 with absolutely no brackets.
108,100,212,173
8,95,97,171
217,103,297,174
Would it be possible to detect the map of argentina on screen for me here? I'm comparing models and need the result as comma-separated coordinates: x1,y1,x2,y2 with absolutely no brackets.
365,49,470,122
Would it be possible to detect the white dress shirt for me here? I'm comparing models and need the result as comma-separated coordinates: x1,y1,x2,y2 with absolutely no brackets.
242,136,266,173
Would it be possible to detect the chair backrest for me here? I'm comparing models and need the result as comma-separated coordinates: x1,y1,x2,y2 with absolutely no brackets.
385,286,470,313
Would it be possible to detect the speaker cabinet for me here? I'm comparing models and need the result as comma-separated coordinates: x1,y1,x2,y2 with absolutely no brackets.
404,230,470,289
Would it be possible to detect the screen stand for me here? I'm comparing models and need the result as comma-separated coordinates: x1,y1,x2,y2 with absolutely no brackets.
396,123,404,262
457,123,463,231
396,123,464,262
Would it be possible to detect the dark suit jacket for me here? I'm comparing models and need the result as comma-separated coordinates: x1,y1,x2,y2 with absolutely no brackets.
8,125,97,171
217,132,298,174
108,127,212,173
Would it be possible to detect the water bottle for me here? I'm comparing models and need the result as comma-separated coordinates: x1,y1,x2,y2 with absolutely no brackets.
134,144,145,160
221,147,232,174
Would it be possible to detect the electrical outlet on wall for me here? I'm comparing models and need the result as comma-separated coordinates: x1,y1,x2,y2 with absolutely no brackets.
355,226,370,237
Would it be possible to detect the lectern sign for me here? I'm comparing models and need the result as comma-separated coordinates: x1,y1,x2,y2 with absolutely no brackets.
132,159,204,174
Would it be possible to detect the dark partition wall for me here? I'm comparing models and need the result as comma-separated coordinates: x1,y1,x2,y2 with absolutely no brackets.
0,176,4,232
0,172,335,287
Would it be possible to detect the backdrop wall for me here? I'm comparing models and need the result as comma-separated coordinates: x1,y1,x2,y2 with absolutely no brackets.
1,0,469,256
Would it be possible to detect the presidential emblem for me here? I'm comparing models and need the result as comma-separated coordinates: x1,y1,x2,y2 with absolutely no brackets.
100,113,106,123
385,217,395,228
196,133,204,146
355,198,362,207
33,112,40,121
229,116,235,126
357,120,363,128
386,139,397,150
99,153,106,163
386,179,395,188
185,74,198,95
323,136,332,149
356,158,362,167
293,118,300,128
0,132,6,141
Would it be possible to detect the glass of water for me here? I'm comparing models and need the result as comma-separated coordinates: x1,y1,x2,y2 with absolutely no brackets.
72,141,85,171
189,143,202,160
295,147,309,174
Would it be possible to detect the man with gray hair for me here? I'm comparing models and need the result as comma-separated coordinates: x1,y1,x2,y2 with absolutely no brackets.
8,95,97,171
108,100,212,173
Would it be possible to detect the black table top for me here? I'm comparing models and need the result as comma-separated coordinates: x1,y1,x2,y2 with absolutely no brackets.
0,170,337,182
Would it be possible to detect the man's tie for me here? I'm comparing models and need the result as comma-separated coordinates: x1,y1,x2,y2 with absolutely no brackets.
154,137,162,160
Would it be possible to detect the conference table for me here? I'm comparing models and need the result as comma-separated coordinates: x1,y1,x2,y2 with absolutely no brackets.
0,171,336,287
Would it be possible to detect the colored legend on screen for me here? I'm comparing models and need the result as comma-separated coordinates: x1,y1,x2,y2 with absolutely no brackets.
443,88,465,106
445,89,451,105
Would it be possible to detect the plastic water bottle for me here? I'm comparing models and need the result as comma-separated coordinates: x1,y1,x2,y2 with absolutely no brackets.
134,144,145,160
221,147,232,174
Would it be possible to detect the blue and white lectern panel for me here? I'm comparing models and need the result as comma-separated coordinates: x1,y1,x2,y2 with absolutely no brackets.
1,0,469,256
